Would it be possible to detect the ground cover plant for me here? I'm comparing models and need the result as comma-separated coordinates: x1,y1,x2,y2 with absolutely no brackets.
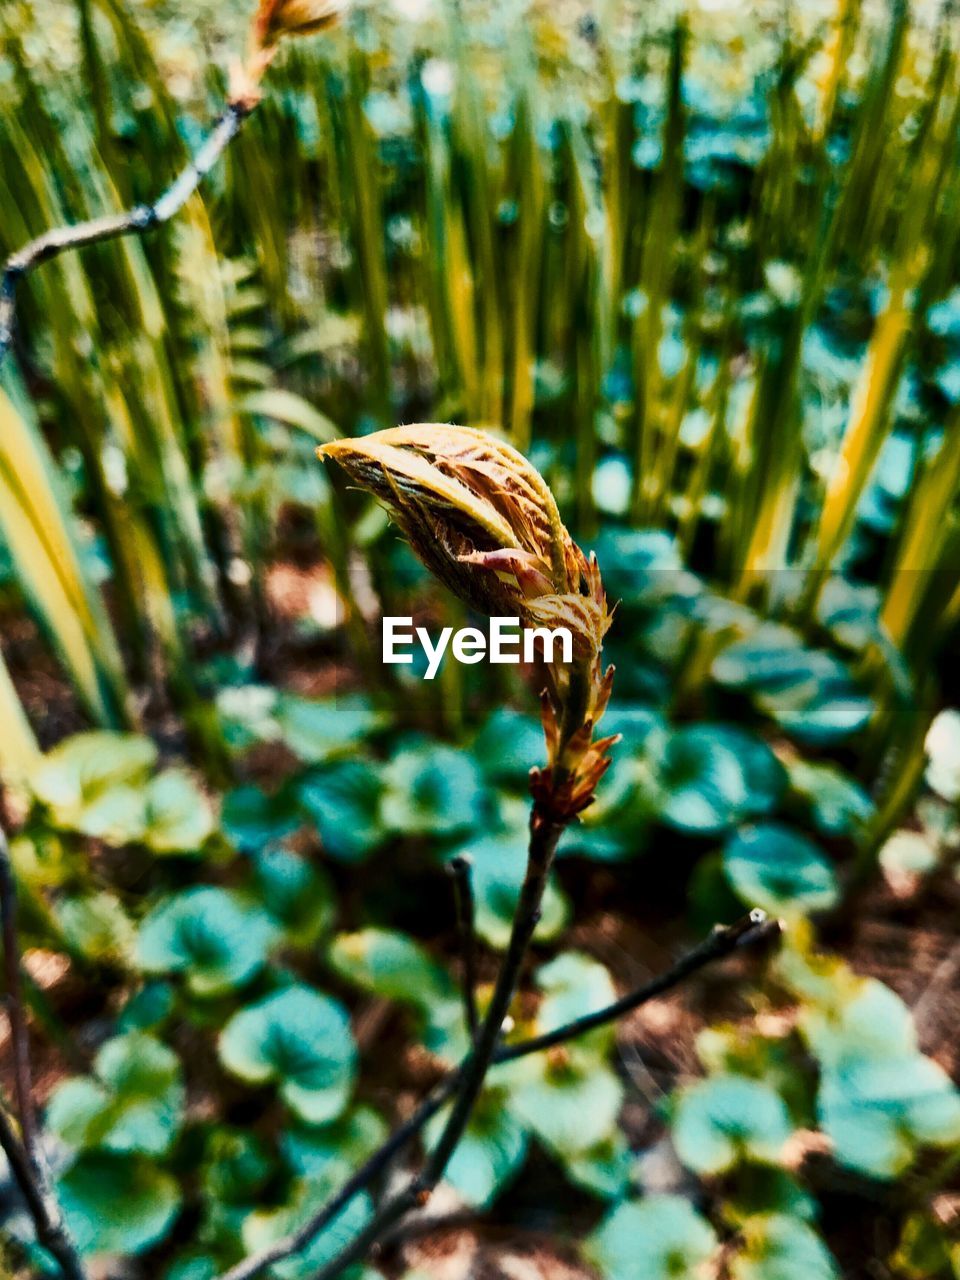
1,0,960,1277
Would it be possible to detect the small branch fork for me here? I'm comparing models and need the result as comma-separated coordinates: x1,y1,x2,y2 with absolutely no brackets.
218,905,779,1280
0,101,252,367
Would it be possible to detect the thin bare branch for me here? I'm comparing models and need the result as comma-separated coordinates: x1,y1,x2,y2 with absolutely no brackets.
496,908,779,1064
447,854,479,1039
218,809,564,1280
0,1094,87,1280
216,894,776,1280
0,102,252,366
307,810,566,1280
216,1080,457,1280
0,810,87,1280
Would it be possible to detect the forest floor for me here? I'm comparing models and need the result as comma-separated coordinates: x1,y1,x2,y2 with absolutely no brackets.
3,561,960,1280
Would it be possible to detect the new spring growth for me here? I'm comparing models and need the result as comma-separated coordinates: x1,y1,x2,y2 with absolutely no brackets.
233,0,349,106
318,425,618,822
254,0,348,45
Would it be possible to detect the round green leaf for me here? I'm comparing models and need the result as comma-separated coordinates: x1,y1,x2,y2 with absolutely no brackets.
723,823,838,915
30,732,157,827
46,1033,183,1156
72,786,147,846
143,769,215,854
673,1074,793,1174
222,785,302,853
712,626,818,689
382,743,486,837
785,760,874,836
654,725,785,835
767,683,874,745
472,709,546,787
712,628,872,744
274,693,384,763
251,847,334,943
587,1195,718,1280
136,887,278,996
219,984,356,1124
299,760,386,862
535,952,617,1035
328,928,456,1008
800,978,917,1069
731,1214,839,1280
29,733,164,846
328,928,464,1057
505,1048,623,1156
563,1132,633,1201
56,892,135,965
57,1154,180,1256
819,1055,960,1179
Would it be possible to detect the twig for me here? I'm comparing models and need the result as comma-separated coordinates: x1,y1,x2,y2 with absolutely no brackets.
0,1096,87,1280
495,908,779,1064
218,811,564,1280
216,1080,458,1280
0,818,37,1160
307,808,567,1280
0,101,253,366
447,854,479,1039
0,810,87,1280
423,815,563,1182
216,909,777,1280
315,907,776,1280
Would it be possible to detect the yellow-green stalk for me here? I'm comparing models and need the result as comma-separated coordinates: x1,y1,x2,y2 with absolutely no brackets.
0,651,40,787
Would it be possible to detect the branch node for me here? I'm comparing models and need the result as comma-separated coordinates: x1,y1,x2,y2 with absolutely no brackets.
130,204,156,231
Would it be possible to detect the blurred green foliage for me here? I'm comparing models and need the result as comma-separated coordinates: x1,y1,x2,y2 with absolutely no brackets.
2,0,960,1277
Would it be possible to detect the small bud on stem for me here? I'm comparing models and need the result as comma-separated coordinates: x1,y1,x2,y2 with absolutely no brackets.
237,0,350,104
319,424,617,821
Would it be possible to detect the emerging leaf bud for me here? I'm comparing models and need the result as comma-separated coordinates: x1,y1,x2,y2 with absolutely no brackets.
238,0,349,101
254,0,349,46
319,425,617,820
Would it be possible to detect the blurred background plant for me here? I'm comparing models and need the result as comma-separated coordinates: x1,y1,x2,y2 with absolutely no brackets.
2,0,960,1276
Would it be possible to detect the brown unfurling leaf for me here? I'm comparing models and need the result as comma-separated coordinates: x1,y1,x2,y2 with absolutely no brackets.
319,424,616,817
318,425,610,658
255,0,349,44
